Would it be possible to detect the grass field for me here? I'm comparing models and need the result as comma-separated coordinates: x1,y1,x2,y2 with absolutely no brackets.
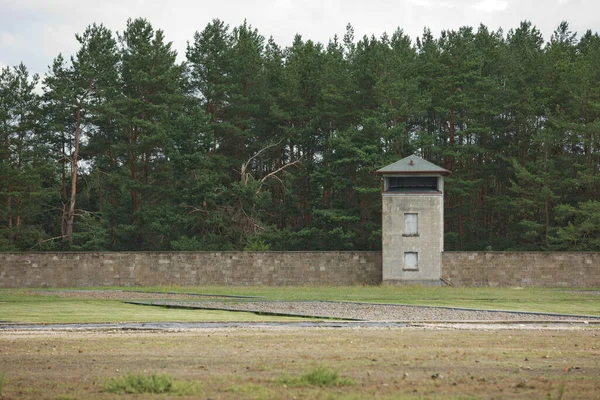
0,328,598,399
0,286,599,399
0,286,598,324
0,289,306,324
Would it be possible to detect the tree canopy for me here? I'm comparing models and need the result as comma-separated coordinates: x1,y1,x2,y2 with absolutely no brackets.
1,18,599,252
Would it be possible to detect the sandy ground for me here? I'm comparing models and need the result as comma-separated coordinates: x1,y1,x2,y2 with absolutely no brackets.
0,327,598,399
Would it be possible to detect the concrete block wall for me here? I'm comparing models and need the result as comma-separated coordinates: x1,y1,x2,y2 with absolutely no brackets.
442,252,600,287
0,251,382,288
1,251,599,288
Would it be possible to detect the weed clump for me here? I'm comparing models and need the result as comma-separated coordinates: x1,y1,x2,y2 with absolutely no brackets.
278,366,353,387
103,372,173,394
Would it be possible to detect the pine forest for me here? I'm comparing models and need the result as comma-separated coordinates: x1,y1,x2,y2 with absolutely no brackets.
1,18,600,252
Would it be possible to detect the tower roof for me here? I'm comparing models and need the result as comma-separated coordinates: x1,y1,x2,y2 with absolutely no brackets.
375,155,451,175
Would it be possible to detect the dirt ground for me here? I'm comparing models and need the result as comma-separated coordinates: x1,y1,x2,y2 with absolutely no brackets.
0,327,598,399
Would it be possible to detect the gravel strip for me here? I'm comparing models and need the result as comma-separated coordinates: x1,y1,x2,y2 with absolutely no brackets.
1,323,593,334
132,300,599,322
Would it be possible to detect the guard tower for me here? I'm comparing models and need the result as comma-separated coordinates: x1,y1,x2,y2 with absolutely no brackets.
375,155,450,285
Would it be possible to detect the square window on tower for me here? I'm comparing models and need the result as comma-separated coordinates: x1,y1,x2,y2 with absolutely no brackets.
403,252,419,270
403,213,418,236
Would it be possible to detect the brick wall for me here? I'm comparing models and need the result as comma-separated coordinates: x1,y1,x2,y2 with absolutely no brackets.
442,252,600,287
2,251,599,288
0,252,382,288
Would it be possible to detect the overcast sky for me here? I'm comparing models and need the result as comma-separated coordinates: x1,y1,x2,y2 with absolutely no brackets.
1,0,599,77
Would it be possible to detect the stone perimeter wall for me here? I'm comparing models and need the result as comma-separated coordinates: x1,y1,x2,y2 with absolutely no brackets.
1,251,599,288
0,252,382,288
442,252,600,287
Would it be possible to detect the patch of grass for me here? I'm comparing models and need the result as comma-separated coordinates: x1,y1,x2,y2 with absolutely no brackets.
102,372,173,394
0,374,6,396
102,372,202,396
278,366,353,387
0,290,306,323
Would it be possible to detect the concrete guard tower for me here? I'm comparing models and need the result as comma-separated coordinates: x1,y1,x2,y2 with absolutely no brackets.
375,155,451,285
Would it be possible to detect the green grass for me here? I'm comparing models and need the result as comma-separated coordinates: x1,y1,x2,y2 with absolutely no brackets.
0,286,598,324
103,373,173,394
0,374,6,396
277,366,354,387
102,372,201,395
0,290,306,323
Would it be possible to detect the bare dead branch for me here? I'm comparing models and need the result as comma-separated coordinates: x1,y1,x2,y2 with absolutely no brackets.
185,203,209,215
34,235,67,249
256,158,302,195
73,209,102,218
240,139,284,182
245,140,283,169
187,207,209,215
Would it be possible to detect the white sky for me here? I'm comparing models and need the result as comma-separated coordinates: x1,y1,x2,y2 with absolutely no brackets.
1,0,599,77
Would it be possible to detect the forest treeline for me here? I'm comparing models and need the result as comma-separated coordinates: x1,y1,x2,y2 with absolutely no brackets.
1,18,600,252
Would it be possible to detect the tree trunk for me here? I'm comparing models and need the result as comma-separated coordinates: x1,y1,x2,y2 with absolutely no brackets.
130,126,139,216
458,212,464,250
447,106,455,171
544,197,550,246
6,184,12,229
16,132,23,227
64,103,82,243
61,136,67,199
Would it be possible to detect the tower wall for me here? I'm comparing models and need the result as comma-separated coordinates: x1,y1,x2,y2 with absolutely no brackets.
382,193,444,284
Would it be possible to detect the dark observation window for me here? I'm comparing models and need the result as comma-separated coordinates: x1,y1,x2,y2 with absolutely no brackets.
387,176,438,192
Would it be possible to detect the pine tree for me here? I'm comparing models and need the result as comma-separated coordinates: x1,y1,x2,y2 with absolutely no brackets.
43,23,120,247
117,18,186,249
0,64,49,249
